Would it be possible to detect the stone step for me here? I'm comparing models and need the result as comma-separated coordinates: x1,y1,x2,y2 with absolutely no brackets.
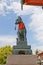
13,45,31,49
12,49,32,54
6,55,38,65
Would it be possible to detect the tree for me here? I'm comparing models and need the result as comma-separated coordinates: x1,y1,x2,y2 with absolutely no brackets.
0,46,13,64
35,49,39,55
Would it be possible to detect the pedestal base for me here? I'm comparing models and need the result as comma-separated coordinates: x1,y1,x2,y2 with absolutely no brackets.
6,55,38,65
13,49,32,54
13,38,32,55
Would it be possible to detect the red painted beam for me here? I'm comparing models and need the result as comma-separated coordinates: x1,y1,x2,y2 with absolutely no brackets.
23,0,43,6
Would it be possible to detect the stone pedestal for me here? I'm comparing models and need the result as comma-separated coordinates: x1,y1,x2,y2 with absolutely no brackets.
13,38,32,54
6,55,38,65
5,17,37,65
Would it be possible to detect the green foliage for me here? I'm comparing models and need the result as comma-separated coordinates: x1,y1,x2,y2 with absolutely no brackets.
0,46,13,64
35,49,39,55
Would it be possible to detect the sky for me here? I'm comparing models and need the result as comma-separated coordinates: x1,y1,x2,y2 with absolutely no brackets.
0,0,43,53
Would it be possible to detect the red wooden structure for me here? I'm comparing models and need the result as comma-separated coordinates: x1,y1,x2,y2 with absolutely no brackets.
22,0,43,6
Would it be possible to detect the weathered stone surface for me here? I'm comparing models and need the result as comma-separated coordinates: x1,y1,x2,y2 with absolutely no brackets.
13,45,31,49
12,49,32,54
13,38,32,54
16,38,27,46
6,55,37,65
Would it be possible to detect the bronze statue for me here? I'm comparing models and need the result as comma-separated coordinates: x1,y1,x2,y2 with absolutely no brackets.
15,16,26,41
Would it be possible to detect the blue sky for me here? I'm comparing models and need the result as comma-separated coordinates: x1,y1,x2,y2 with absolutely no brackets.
0,0,43,53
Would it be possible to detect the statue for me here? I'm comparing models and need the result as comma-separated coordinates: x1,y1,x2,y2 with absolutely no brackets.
15,16,26,41
12,16,32,55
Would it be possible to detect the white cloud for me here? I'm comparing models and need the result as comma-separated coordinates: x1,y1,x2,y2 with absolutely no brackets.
28,6,43,53
29,8,43,42
0,35,16,47
0,0,7,15
0,0,41,16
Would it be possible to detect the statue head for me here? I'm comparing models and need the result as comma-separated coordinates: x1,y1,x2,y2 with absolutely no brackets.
18,16,22,21
15,16,22,24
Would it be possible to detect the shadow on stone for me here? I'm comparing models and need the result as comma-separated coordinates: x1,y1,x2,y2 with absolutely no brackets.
18,50,25,54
